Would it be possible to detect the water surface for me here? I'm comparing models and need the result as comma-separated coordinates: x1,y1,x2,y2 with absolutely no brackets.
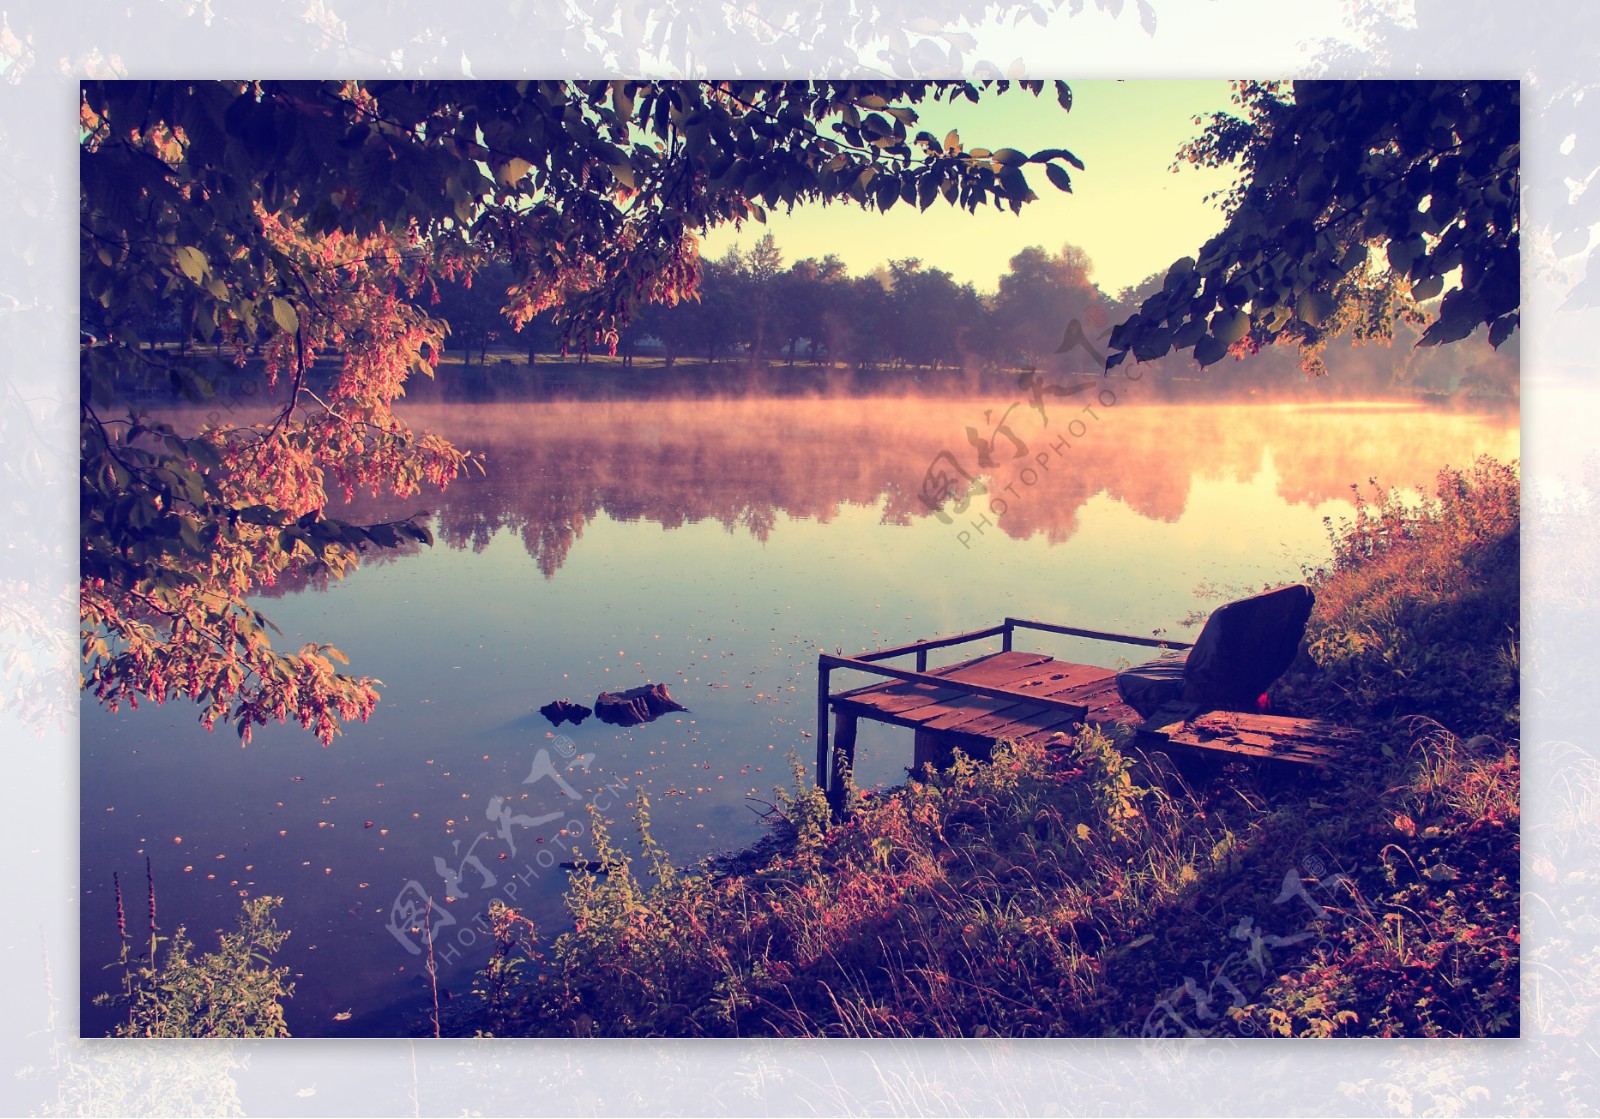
79,396,1519,1036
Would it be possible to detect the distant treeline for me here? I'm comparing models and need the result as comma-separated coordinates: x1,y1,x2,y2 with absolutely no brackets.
99,232,1518,401
433,233,1518,400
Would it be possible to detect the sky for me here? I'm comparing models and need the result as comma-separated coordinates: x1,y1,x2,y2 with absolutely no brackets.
701,80,1241,297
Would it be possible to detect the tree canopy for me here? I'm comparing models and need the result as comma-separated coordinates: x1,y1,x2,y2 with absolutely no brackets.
1108,80,1520,375
79,79,1080,742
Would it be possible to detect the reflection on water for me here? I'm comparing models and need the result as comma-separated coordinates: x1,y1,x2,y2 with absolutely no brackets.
330,397,1523,574
81,398,1518,1037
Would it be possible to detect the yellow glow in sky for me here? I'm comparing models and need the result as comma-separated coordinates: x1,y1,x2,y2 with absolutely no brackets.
702,80,1240,296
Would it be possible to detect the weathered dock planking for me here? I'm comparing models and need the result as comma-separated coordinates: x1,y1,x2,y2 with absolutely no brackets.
1135,710,1365,768
817,617,1354,809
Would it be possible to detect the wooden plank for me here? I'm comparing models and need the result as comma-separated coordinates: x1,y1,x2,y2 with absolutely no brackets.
841,681,970,719
1139,711,1357,768
904,692,1029,732
1185,710,1364,748
819,654,1088,716
834,651,1014,700
832,651,1066,728
926,698,1061,737
839,656,1112,742
1001,663,1115,700
983,708,1089,741
895,661,1070,732
1060,676,1146,727
937,651,1056,687
1012,675,1144,738
831,692,1025,735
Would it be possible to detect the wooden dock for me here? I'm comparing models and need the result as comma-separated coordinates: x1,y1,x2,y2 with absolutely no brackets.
817,618,1361,809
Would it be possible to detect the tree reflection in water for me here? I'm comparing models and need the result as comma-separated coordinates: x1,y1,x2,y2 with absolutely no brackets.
310,397,1521,577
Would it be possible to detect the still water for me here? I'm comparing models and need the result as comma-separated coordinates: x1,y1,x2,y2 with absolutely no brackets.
79,396,1519,1036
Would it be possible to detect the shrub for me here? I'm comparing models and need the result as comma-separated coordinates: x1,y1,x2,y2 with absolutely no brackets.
96,894,294,1038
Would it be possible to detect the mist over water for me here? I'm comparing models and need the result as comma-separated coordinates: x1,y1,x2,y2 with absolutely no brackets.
80,396,1518,1036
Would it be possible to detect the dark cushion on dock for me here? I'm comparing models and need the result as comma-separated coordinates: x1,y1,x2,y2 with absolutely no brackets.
1115,649,1190,719
1115,584,1315,719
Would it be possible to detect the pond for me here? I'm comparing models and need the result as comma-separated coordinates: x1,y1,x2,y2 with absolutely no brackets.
79,394,1519,1037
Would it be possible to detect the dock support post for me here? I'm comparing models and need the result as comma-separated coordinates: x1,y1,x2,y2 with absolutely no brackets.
816,660,831,789
828,712,858,816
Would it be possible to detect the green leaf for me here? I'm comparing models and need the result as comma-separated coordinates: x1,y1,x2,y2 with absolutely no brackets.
611,83,634,120
1295,291,1336,327
1030,147,1084,170
1387,234,1426,274
173,246,207,283
1045,163,1073,192
992,148,1028,167
1194,333,1229,366
496,157,533,186
1410,274,1444,302
270,298,298,335
1210,308,1249,345
1172,317,1207,347
875,176,899,211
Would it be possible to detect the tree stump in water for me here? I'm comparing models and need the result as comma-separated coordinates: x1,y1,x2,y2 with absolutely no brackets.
594,683,687,727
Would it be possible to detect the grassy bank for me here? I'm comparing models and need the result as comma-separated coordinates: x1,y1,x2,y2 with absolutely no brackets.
447,456,1519,1039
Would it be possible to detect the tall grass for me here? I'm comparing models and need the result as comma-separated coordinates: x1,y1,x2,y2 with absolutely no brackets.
1283,455,1520,739
460,731,1292,1037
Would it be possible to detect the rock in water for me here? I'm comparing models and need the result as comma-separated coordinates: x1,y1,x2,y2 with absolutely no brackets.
539,699,592,727
594,683,688,727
